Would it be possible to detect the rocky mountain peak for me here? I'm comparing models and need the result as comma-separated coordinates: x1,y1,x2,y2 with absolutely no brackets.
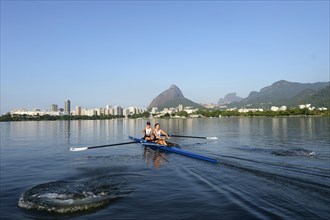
147,84,201,110
218,92,243,105
168,84,184,98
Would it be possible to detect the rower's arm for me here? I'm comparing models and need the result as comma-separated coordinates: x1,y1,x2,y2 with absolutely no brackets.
161,130,169,138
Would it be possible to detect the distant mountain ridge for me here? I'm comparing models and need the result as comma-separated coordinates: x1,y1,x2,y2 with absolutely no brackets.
147,85,203,110
294,85,330,107
218,93,243,105
228,80,329,108
148,80,329,111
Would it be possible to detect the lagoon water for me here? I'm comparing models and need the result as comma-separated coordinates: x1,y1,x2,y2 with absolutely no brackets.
0,117,329,219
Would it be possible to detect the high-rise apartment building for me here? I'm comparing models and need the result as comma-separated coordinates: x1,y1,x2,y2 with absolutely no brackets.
75,106,81,116
65,100,71,115
50,104,58,112
113,106,123,116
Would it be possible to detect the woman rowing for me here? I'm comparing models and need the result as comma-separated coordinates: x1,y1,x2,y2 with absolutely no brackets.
153,123,169,146
142,121,154,141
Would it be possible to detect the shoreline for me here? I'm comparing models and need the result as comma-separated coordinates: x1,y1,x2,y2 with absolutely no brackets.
0,114,328,122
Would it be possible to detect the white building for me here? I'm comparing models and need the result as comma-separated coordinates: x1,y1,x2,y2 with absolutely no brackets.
238,108,263,113
270,106,286,111
50,104,58,112
123,107,138,117
271,106,279,111
10,109,61,116
160,107,176,115
299,104,315,110
81,108,96,116
113,106,123,116
122,108,129,117
280,106,287,111
204,103,217,109
75,106,81,116
183,106,198,114
151,107,158,114
95,108,103,116
137,108,147,114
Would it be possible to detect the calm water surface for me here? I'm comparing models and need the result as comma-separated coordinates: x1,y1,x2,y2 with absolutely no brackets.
0,118,329,219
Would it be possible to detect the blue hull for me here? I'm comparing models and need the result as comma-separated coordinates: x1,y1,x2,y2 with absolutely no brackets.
129,136,218,164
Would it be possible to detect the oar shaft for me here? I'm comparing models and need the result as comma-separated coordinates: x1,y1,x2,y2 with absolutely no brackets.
70,141,137,151
88,141,137,149
169,135,217,139
169,135,205,139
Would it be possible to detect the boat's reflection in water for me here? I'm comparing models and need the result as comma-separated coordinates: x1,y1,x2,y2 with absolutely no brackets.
143,147,168,169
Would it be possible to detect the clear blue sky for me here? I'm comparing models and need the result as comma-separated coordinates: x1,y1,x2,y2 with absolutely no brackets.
1,0,329,113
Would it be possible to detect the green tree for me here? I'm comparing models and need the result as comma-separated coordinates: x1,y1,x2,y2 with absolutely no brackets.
0,113,12,121
161,113,171,118
177,111,188,117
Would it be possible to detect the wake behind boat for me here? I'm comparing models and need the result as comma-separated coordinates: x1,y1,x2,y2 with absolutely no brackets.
129,136,219,163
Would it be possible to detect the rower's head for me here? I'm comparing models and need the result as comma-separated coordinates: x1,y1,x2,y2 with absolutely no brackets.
146,121,150,127
155,123,160,128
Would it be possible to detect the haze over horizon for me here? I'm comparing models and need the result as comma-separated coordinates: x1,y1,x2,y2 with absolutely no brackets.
1,1,329,114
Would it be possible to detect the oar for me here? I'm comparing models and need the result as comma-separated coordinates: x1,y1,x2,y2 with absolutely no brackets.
167,134,218,140
70,141,137,152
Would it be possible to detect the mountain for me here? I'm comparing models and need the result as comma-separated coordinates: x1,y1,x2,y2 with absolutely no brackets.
230,80,329,108
218,93,243,105
147,85,203,110
301,85,330,107
284,85,330,108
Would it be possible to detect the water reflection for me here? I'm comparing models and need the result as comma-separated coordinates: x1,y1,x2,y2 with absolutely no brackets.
271,118,280,138
143,147,167,169
75,120,82,141
8,117,322,152
299,117,314,141
64,120,71,145
282,118,288,140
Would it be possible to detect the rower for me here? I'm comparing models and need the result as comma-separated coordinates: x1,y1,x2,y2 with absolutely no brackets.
153,123,169,146
142,121,154,141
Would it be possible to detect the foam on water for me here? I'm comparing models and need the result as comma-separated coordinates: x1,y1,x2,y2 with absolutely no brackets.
17,175,139,214
234,146,319,158
271,148,318,157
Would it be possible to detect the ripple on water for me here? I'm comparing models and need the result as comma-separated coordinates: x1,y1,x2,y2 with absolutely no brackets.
18,174,141,214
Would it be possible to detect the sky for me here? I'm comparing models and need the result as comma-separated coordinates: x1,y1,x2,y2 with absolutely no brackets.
1,0,329,113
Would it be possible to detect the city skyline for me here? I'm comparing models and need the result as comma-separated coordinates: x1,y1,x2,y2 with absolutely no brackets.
7,98,327,119
1,1,329,114
7,100,146,113
3,77,329,115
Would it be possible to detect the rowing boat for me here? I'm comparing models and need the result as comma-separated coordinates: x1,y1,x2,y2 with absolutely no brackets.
129,136,219,163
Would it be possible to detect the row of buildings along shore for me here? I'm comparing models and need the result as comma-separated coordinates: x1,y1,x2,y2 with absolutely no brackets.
227,104,327,113
8,100,328,118
10,100,148,117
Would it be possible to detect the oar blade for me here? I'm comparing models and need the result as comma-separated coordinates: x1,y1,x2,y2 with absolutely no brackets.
70,147,88,152
206,137,218,140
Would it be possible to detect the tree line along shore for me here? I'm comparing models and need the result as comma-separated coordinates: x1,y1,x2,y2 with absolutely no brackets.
0,108,329,122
